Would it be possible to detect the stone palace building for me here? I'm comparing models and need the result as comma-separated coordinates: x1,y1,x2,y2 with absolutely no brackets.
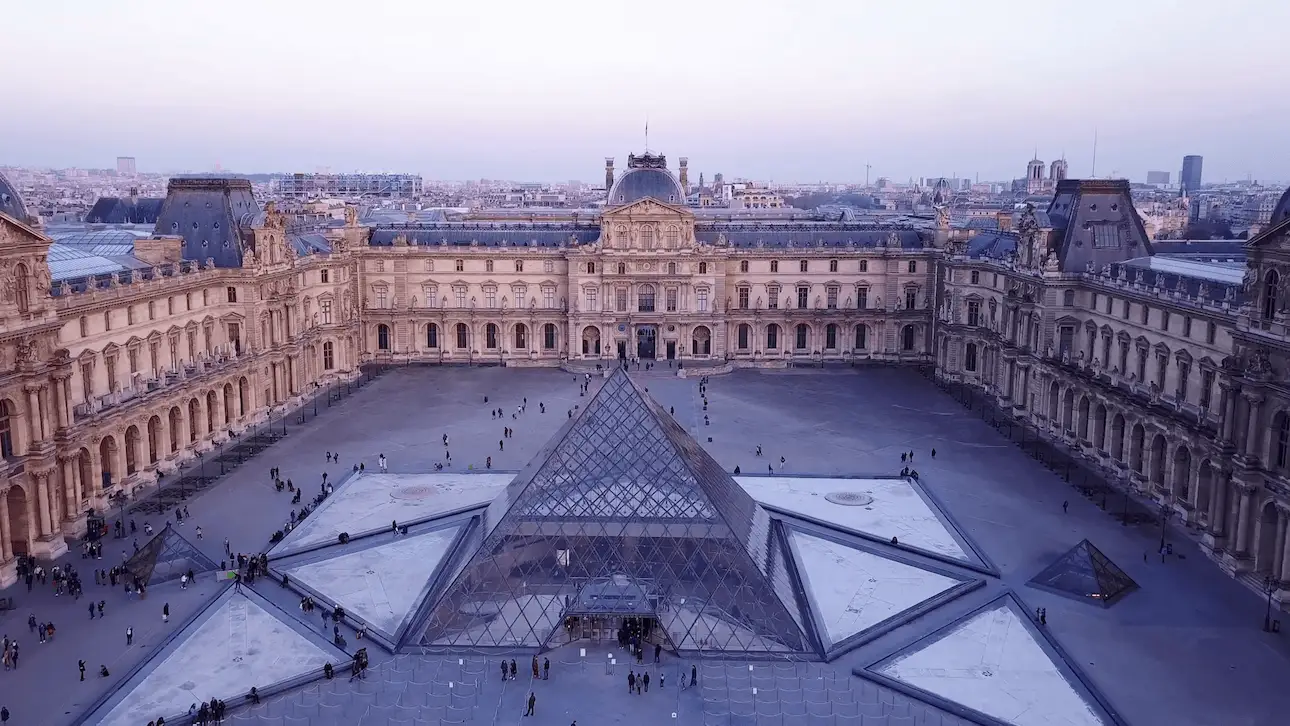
0,154,1288,607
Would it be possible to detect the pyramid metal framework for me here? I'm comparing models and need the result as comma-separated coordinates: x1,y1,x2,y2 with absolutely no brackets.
124,523,220,586
1027,538,1138,607
418,369,818,657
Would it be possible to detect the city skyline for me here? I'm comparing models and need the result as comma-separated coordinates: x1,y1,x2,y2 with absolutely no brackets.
3,0,1288,183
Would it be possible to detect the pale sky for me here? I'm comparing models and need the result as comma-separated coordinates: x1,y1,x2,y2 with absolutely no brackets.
3,0,1287,184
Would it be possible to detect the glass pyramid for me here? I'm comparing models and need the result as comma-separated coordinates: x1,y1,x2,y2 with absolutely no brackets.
418,369,817,657
1027,538,1138,607
124,523,220,586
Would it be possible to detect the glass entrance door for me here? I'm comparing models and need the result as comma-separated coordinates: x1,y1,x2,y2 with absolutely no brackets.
637,326,657,359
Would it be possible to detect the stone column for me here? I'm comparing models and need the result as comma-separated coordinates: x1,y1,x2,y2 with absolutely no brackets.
36,473,52,537
60,457,76,521
53,376,68,431
24,385,41,449
63,377,75,429
38,385,52,440
1279,514,1290,583
90,445,105,498
1208,471,1226,536
1220,384,1237,443
0,494,12,562
1244,394,1265,459
1235,487,1254,556
1274,510,1289,578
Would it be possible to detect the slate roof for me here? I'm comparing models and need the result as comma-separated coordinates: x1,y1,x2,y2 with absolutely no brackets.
966,231,1018,259
152,177,259,268
608,166,685,206
1272,185,1290,227
1046,180,1154,273
1151,240,1246,257
85,196,164,225
0,169,27,222
287,232,331,256
695,226,926,249
368,224,599,248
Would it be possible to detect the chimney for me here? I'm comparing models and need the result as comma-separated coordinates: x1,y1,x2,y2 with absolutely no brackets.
605,158,615,191
678,157,689,194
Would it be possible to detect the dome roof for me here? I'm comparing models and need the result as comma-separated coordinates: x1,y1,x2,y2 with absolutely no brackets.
0,170,28,223
1271,185,1290,227
608,167,685,206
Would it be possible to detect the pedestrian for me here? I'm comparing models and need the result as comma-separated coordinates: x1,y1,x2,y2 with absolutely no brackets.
660,671,665,688
931,448,937,458
195,526,202,540
224,538,230,556
1,705,8,723
510,659,517,680
98,600,105,617
628,671,636,693
126,627,133,646
1062,500,1069,514
543,657,549,680
486,457,492,469
654,644,661,663
379,454,387,473
79,659,86,681
690,664,697,688
532,655,539,679
499,440,504,451
779,456,786,470
526,692,536,717
89,602,95,620
501,660,508,681
901,452,906,462
643,672,650,692
163,603,169,623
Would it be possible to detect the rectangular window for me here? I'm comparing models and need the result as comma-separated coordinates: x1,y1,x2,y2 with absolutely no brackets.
485,259,494,272
147,301,155,320
1207,321,1216,344
544,325,556,349
1090,292,1098,309
970,270,979,284
992,273,999,287
799,260,808,273
1183,316,1193,337
770,260,779,273
905,288,918,310
320,299,332,324
423,285,437,307
1102,336,1112,366
1105,296,1113,314
454,287,467,308
638,286,655,312
767,285,779,310
1156,355,1168,389
1160,310,1170,332
967,300,981,327
81,363,93,400
128,348,138,374
1119,342,1129,374
321,269,330,283
829,259,838,273
1091,223,1122,248
616,288,627,312
544,260,554,273
323,344,334,370
455,259,464,272
1122,300,1130,319
856,286,867,310
127,306,136,325
226,287,237,303
907,260,917,273
740,260,749,273
826,286,838,309
185,293,192,310
1200,369,1215,409
1062,290,1075,307
1176,362,1190,401
1058,326,1074,356
1140,304,1150,325
515,260,523,273
376,287,388,309
859,259,868,272
104,311,112,331
697,289,709,312
105,357,117,392
665,288,677,312
738,287,750,309
543,287,555,309
796,286,809,309
585,289,598,311
485,288,497,308
374,260,385,272
1137,349,1148,382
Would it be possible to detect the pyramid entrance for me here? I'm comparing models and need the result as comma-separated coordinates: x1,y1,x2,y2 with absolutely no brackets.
417,369,818,657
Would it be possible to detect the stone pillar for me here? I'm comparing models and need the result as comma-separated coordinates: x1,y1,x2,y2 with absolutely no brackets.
1208,471,1227,536
0,494,12,562
53,376,68,431
1244,394,1265,459
60,457,76,521
1279,515,1290,583
1274,511,1288,579
90,445,105,498
63,377,75,430
24,385,41,449
36,473,52,537
1236,488,1254,556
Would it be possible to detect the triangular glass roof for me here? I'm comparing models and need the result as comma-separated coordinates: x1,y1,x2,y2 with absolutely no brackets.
124,523,220,586
418,369,817,656
1027,538,1138,607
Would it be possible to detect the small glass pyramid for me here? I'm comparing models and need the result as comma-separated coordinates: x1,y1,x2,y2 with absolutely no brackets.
418,369,817,656
1027,538,1137,607
124,523,219,586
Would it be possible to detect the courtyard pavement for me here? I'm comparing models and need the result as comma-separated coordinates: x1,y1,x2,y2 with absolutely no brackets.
2,365,1289,725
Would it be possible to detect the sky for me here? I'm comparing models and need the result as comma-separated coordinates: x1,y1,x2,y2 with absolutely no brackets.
3,0,1288,185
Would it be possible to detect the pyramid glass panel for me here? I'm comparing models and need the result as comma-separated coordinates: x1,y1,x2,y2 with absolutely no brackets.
1027,539,1138,607
124,523,219,586
418,369,815,656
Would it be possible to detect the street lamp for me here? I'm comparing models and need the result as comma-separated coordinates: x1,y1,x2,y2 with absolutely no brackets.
1264,576,1278,632
1158,500,1171,562
197,450,205,487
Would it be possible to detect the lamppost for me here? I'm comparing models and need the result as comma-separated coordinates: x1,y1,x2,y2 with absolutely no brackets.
1158,499,1171,562
197,450,205,487
1264,576,1278,632
109,490,128,537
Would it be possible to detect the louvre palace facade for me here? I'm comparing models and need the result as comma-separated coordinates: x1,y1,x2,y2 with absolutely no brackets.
1,154,1289,608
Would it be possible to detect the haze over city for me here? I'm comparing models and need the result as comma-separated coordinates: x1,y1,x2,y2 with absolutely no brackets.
4,0,1289,182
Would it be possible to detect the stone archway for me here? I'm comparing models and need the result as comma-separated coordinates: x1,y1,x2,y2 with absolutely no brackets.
581,326,601,356
1077,396,1091,440
168,406,183,453
1129,423,1146,473
1149,434,1167,486
1256,502,1281,575
238,377,250,418
101,434,121,484
6,484,31,556
692,326,712,356
1047,381,1060,421
206,390,218,433
223,383,235,425
1171,446,1192,501
189,398,202,443
147,416,162,464
1196,459,1215,525
1093,404,1108,451
1110,413,1125,461
77,448,93,502
1061,389,1075,432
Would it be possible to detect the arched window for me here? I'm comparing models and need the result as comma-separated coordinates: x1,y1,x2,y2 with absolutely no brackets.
766,324,779,349
455,323,468,349
641,226,654,249
737,324,750,350
665,227,679,248
426,323,439,348
668,262,677,275
1264,269,1280,321
0,400,13,458
14,263,29,313
854,325,867,350
377,324,391,351
825,324,837,349
617,262,626,275
965,342,978,371
514,324,528,349
485,323,499,349
586,261,596,274
1275,412,1290,470
795,324,809,350
543,323,557,350
323,341,334,370
902,325,916,351
638,284,655,312
698,262,708,275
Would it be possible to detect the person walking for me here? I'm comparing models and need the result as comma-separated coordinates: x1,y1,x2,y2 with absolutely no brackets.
1062,500,1069,514
525,692,536,717
690,664,697,688
378,454,387,473
162,603,169,624
79,659,86,681
195,526,202,540
628,671,636,693
501,660,508,682
643,672,650,692
543,658,549,680
654,643,661,663
126,627,133,646
89,602,95,620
